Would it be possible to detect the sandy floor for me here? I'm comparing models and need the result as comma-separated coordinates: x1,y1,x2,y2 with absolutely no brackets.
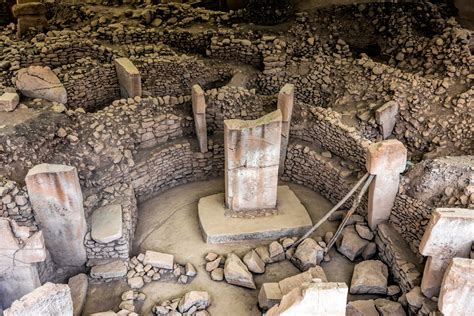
83,178,370,316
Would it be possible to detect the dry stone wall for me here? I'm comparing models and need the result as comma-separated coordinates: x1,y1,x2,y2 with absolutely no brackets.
0,179,37,231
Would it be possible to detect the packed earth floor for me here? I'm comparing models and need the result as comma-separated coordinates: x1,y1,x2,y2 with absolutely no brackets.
0,0,473,316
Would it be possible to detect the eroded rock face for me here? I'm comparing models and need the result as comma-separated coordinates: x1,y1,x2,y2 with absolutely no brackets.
16,66,67,103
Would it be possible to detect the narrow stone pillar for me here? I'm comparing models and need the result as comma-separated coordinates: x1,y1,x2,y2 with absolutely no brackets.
4,282,73,316
375,101,398,139
113,58,142,98
366,140,407,230
12,1,48,39
224,110,282,213
438,257,474,315
25,164,87,266
419,208,474,298
277,84,294,175
192,84,208,153
0,218,46,309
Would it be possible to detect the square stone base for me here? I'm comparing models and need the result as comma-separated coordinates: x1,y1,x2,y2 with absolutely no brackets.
198,186,312,244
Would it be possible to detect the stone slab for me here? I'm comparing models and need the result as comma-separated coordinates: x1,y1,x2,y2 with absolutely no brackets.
91,204,123,244
198,186,312,244
4,282,73,316
143,250,174,269
113,58,141,98
68,274,88,316
90,260,127,279
438,257,474,316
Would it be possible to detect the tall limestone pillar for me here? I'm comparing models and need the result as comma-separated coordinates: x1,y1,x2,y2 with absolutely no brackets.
277,84,294,175
25,164,87,266
224,110,282,213
192,84,208,153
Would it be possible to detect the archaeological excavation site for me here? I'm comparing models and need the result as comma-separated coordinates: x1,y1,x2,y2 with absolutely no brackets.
0,0,473,315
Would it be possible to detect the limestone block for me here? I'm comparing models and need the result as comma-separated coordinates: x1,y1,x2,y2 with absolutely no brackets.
337,225,369,261
16,66,66,103
277,84,294,174
438,257,474,316
243,249,265,274
90,260,127,279
419,208,474,297
12,3,46,17
0,93,19,112
177,291,210,313
267,280,347,316
4,282,73,316
113,58,142,98
291,238,324,271
68,274,88,316
375,101,399,139
366,140,407,175
366,140,407,229
350,260,388,295
192,84,208,153
374,298,406,316
224,253,256,289
16,15,48,39
278,267,327,295
143,250,174,269
0,265,41,310
25,164,86,266
258,282,282,310
224,110,282,212
91,204,123,243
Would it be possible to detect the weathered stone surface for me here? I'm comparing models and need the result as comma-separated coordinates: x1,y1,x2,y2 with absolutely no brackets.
90,260,127,279
355,224,374,241
211,268,224,281
143,250,174,270
224,110,282,213
406,286,424,309
0,93,19,112
68,274,88,316
91,204,123,244
178,291,210,313
243,249,265,274
438,257,474,316
267,280,347,316
375,101,399,139
419,208,474,298
192,84,208,153
113,58,142,98
269,241,285,262
16,15,48,39
374,298,406,316
25,164,86,266
346,300,379,316
278,266,327,295
258,282,282,310
4,283,73,316
291,238,324,271
198,186,312,244
16,66,67,103
277,83,294,174
350,260,388,295
337,225,369,261
12,3,46,17
224,253,256,289
366,140,407,229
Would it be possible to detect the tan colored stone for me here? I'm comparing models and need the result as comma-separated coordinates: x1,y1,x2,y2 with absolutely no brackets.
258,282,282,310
277,84,294,174
438,257,474,316
25,164,86,266
224,110,282,213
16,15,48,39
375,101,399,139
419,208,474,298
0,93,19,112
113,58,142,98
16,66,66,103
192,84,208,153
12,3,46,17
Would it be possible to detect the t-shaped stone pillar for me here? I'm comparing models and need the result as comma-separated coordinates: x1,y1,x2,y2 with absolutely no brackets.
419,208,474,298
25,164,87,267
277,84,294,175
366,140,407,230
438,257,474,316
0,218,47,309
192,84,208,153
224,110,282,213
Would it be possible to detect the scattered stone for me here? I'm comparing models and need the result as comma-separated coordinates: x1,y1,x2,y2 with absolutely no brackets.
127,277,144,289
68,274,88,316
224,253,256,289
0,93,19,112
90,260,127,279
243,249,265,274
269,241,285,262
374,298,406,316
211,268,224,281
143,250,174,270
16,66,67,103
337,225,369,261
291,238,324,271
346,300,379,316
350,260,388,295
185,262,197,277
258,282,283,310
178,291,210,313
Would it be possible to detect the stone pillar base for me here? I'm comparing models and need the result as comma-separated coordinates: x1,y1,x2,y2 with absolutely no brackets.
198,186,312,244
